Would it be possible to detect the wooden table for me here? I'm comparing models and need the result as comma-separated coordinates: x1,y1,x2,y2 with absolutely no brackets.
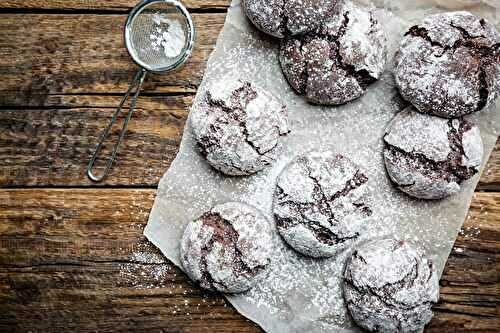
0,1,498,332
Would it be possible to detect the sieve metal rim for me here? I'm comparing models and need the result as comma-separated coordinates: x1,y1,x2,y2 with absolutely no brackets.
124,0,195,73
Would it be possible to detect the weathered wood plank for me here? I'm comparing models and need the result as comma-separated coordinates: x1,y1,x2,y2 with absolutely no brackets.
0,264,261,333
478,141,500,190
0,189,498,332
0,13,226,106
1,0,231,10
0,95,189,187
0,99,498,187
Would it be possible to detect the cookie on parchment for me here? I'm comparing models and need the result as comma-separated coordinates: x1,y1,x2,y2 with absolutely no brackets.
343,239,439,333
180,202,273,293
384,107,484,200
279,0,387,105
395,11,500,118
273,151,372,258
191,79,290,176
242,0,338,38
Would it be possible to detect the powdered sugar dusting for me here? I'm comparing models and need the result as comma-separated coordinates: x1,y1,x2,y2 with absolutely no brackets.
274,151,372,258
191,78,290,176
150,14,186,58
384,108,484,200
384,109,452,162
462,126,484,167
180,202,274,293
242,0,337,38
336,0,387,77
144,1,500,332
395,11,500,118
279,0,387,105
344,239,439,332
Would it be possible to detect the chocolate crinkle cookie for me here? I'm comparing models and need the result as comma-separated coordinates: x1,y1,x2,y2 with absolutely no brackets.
343,239,440,333
384,107,484,200
395,11,500,118
279,0,387,105
273,151,372,258
191,78,290,176
180,202,274,293
242,0,337,38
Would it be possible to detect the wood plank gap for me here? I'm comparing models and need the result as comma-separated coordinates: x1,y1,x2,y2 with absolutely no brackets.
475,184,500,192
433,308,497,319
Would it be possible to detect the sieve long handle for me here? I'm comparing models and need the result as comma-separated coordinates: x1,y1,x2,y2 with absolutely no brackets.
87,68,147,182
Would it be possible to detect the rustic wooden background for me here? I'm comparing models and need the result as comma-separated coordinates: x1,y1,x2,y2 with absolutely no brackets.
0,1,498,332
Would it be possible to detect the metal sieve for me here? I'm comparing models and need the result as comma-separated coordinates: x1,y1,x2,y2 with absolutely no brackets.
87,0,195,182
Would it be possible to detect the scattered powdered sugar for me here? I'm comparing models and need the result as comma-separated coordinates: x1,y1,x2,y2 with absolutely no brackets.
144,1,499,332
118,242,173,289
150,14,186,58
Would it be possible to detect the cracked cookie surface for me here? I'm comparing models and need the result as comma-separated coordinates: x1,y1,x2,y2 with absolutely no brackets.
343,239,439,333
273,151,372,258
242,0,337,38
384,107,484,200
191,79,290,176
395,11,500,118
279,0,387,105
180,202,274,293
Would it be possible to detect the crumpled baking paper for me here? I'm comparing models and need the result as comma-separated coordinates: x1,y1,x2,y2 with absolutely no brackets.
145,1,499,332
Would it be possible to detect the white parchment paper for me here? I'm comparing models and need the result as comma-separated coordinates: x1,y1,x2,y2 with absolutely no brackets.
145,1,499,332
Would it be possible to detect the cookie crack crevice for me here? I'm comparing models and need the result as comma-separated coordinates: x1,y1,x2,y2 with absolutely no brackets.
205,84,271,158
405,26,448,55
277,0,291,37
449,22,485,41
476,62,491,111
328,12,377,89
333,171,370,202
407,21,497,112
298,40,310,95
346,258,427,311
198,212,264,290
446,120,480,180
384,138,475,184
275,187,359,247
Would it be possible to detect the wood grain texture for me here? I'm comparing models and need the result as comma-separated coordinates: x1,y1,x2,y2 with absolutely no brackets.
1,0,231,10
0,13,225,105
0,189,498,332
479,142,500,190
0,97,498,187
0,95,189,186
